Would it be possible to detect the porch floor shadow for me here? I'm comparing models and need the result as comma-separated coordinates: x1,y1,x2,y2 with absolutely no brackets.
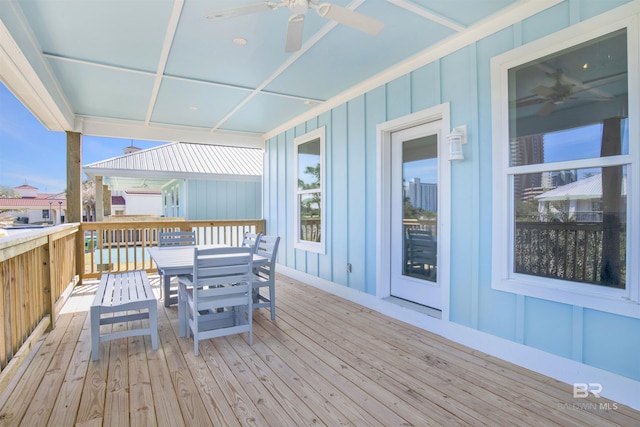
0,274,638,426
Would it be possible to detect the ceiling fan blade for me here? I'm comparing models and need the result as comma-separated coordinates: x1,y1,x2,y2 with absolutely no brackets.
530,85,556,99
315,3,384,35
568,96,613,102
205,2,280,21
285,14,305,52
537,102,556,116
514,97,546,108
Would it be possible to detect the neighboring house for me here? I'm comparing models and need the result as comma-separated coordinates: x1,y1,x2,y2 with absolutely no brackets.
535,173,628,222
0,183,66,225
83,142,262,220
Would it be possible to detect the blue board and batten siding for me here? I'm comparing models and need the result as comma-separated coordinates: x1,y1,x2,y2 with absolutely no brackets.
189,180,261,220
263,0,640,386
182,180,261,220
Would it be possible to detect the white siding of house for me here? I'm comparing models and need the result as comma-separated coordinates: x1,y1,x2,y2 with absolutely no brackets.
123,193,162,216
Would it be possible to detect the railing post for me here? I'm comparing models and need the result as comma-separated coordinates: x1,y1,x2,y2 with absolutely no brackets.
44,235,55,331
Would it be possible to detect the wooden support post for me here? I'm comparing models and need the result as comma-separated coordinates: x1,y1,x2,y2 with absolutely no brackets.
66,131,84,281
44,236,55,331
104,185,111,217
95,176,104,221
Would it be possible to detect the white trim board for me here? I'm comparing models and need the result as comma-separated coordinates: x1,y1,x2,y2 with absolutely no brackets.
278,265,640,411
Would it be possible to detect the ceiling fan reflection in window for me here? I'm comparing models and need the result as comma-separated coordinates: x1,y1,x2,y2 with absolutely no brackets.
206,0,384,52
517,69,613,116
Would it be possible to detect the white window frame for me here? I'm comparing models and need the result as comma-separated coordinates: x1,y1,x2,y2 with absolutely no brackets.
294,127,326,253
490,15,640,318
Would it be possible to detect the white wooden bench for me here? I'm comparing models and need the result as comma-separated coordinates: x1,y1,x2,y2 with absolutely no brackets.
90,270,159,361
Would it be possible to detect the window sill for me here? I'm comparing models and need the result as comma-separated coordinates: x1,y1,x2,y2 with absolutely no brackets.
493,277,640,319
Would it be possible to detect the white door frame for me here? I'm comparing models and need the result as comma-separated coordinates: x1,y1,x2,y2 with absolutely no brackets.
376,103,452,320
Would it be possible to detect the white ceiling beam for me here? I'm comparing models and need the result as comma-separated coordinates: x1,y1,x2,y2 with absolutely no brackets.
385,0,466,32
264,0,565,139
210,0,367,132
42,52,325,105
75,115,263,148
145,0,184,126
0,2,74,131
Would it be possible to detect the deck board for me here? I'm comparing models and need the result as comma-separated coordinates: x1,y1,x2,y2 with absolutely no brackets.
0,274,638,426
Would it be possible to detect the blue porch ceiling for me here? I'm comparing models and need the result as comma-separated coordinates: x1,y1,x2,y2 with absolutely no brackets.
0,0,520,143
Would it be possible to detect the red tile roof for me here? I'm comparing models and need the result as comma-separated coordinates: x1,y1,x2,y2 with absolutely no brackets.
0,198,66,209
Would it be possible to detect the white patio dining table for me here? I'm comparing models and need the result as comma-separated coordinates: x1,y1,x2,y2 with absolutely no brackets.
148,243,268,339
147,244,267,307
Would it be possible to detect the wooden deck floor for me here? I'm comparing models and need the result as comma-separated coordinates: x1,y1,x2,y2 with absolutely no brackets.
0,274,638,426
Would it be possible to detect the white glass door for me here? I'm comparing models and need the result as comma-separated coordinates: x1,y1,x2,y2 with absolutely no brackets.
390,121,442,310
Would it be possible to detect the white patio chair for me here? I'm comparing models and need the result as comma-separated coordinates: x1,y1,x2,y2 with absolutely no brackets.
178,246,253,356
252,234,280,320
159,230,197,247
241,231,262,253
158,230,197,305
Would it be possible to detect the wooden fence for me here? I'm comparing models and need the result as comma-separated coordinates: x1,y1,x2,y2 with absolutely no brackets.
0,224,79,379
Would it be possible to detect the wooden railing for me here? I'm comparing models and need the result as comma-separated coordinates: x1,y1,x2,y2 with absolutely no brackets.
0,224,79,377
0,219,265,388
300,218,321,242
81,219,266,279
403,218,437,236
515,221,626,287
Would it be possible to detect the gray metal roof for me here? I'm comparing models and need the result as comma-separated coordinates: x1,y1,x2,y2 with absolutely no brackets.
536,173,627,202
83,142,263,191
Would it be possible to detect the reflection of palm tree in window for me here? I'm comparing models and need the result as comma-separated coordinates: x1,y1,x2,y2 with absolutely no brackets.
299,164,321,218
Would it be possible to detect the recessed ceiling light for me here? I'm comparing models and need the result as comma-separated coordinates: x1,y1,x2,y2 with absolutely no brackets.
189,106,198,111
233,37,247,46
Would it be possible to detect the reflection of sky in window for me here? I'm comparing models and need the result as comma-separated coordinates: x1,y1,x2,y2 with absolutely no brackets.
404,158,437,184
299,153,320,186
543,120,629,164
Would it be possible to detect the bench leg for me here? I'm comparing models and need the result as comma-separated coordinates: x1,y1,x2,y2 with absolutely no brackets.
90,305,100,361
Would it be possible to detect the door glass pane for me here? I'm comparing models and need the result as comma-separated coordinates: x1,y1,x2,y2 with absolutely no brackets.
514,165,626,288
402,135,437,282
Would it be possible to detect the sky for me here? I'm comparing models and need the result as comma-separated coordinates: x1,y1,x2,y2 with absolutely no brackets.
0,83,165,194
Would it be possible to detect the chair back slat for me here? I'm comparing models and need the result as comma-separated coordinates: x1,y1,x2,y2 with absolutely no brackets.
255,235,280,279
241,232,262,253
193,246,253,288
159,231,196,247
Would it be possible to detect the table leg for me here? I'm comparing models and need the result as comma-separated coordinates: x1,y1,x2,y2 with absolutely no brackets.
164,274,172,307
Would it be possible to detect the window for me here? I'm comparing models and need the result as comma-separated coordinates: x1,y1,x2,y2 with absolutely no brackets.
491,21,638,317
294,127,325,253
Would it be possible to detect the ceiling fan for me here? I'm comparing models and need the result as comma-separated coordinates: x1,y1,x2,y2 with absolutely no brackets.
206,0,385,52
133,179,149,189
518,70,612,116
